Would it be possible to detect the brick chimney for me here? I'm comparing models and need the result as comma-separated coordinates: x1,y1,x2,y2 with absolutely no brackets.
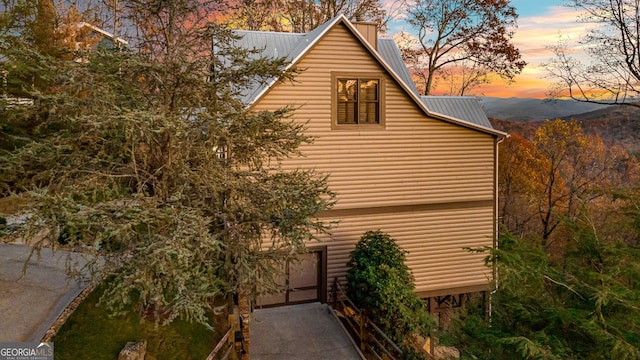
352,15,378,51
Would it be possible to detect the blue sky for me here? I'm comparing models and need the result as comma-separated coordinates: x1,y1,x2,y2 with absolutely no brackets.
513,0,563,17
384,0,589,98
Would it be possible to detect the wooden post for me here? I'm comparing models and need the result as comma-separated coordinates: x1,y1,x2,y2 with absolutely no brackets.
331,277,338,304
238,292,251,360
360,311,366,353
228,303,239,358
430,334,435,356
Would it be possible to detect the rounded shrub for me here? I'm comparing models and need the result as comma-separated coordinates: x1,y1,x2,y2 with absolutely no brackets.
346,230,433,351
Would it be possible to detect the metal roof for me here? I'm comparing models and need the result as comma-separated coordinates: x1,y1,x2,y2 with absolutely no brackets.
420,96,492,129
229,15,502,136
232,19,336,105
377,38,419,96
230,31,305,104
230,29,422,104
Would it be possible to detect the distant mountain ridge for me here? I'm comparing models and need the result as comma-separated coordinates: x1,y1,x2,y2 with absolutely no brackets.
488,103,640,154
479,97,609,122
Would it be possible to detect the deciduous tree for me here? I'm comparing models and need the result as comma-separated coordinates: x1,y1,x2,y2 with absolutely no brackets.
545,0,640,107
498,134,546,238
399,0,525,95
497,120,630,251
531,119,612,249
229,0,386,32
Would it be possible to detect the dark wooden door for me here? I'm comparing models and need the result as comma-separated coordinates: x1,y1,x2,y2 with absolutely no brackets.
256,250,324,307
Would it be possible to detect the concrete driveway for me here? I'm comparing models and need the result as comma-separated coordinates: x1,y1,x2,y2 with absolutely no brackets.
0,243,87,342
251,302,364,360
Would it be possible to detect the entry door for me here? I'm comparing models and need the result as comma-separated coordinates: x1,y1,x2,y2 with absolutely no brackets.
256,250,324,307
287,252,320,303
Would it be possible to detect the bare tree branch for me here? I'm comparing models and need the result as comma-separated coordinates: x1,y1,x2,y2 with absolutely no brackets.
398,0,525,95
545,0,640,107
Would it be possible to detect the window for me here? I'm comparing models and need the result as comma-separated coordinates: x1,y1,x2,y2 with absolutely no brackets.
332,73,384,129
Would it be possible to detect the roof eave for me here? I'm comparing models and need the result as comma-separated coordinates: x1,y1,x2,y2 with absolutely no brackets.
427,111,508,138
79,22,128,45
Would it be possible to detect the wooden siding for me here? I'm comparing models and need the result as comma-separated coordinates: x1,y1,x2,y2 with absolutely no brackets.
252,23,496,296
311,205,494,295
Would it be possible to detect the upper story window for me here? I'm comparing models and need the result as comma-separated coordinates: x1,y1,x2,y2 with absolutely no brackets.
332,72,385,129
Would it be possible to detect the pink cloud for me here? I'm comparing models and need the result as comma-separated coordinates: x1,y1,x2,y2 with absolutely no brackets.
513,6,594,66
385,4,595,98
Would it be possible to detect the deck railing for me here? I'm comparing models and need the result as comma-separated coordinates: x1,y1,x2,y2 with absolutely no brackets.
205,326,235,360
330,278,403,360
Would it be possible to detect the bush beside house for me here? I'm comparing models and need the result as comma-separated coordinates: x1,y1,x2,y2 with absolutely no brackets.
346,230,434,358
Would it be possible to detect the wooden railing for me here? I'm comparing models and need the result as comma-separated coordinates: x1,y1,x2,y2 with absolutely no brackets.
205,326,234,360
330,278,403,360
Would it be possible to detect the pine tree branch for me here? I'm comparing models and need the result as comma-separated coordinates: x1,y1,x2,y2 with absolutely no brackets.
544,275,585,300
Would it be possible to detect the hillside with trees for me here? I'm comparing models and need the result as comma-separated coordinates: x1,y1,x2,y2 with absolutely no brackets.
489,104,640,154
444,118,640,358
460,1,640,349
480,97,608,122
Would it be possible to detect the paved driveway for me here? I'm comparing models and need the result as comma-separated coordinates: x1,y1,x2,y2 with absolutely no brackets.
0,243,87,342
251,302,364,360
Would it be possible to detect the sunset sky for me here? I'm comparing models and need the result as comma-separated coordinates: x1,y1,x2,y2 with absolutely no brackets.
384,0,592,99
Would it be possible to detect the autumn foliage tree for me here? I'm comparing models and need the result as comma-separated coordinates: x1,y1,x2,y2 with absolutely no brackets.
0,0,334,326
532,120,595,247
227,0,386,32
399,0,525,95
498,119,631,251
450,120,640,358
498,133,546,237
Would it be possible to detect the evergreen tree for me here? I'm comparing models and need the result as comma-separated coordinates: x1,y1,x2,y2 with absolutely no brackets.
447,225,640,359
0,0,334,325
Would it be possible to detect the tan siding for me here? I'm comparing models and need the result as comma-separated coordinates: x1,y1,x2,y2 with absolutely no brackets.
253,23,496,296
315,206,494,294
254,24,494,209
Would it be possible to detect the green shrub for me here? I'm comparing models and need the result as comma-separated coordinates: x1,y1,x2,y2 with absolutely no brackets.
346,230,433,351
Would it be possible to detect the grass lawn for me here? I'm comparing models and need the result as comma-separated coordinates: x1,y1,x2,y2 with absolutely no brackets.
53,285,228,360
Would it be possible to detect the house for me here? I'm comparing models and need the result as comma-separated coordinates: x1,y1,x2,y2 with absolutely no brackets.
232,15,506,315
75,22,128,51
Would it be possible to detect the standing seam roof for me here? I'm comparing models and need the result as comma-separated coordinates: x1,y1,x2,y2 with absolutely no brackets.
232,18,337,105
377,38,420,96
420,96,492,129
231,31,305,104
